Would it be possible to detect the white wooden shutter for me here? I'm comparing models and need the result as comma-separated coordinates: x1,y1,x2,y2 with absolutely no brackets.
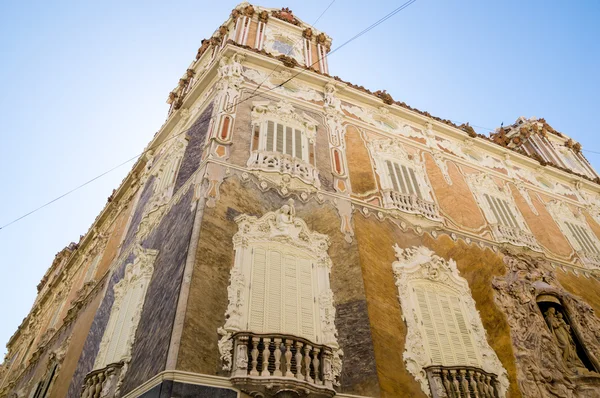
294,129,303,161
298,257,315,340
266,122,275,151
283,253,299,335
266,250,283,333
276,124,284,153
414,285,479,367
249,248,267,331
105,288,133,363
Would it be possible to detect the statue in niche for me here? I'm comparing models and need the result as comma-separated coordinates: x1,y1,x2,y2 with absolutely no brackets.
274,199,296,230
544,307,586,371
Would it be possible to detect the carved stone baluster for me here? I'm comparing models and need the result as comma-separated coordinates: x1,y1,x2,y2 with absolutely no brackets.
284,339,293,377
322,348,334,389
261,337,271,377
469,369,480,398
486,375,495,398
273,338,282,376
295,341,304,380
459,369,469,397
250,337,260,376
441,369,453,397
304,344,314,383
450,370,460,397
476,373,487,398
312,347,321,384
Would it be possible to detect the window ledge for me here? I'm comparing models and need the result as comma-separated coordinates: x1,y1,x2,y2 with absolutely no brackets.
382,190,441,221
229,332,336,398
247,150,320,187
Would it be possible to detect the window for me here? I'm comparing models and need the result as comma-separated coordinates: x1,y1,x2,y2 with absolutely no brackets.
260,120,308,161
94,245,158,369
547,200,600,267
248,101,319,186
84,254,101,283
30,363,58,398
149,136,187,201
368,139,440,220
467,173,541,251
218,200,341,383
392,245,508,397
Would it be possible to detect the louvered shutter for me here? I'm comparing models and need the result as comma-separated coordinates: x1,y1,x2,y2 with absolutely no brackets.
113,282,145,362
266,250,283,333
266,122,275,151
414,285,479,367
249,248,267,331
285,127,293,156
276,124,284,153
105,289,133,364
294,129,303,160
283,253,299,335
298,257,315,339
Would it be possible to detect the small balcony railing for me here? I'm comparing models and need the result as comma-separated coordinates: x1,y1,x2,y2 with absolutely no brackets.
247,151,320,186
491,224,542,252
425,365,499,398
383,190,441,221
230,332,335,398
577,250,600,269
81,361,123,398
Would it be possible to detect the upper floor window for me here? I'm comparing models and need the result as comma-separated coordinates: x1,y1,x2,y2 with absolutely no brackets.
466,173,541,251
368,139,440,221
248,101,319,187
546,200,600,268
218,200,341,392
148,136,187,203
392,245,508,397
94,245,158,370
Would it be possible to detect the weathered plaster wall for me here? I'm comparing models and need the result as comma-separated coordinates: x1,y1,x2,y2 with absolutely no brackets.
353,214,521,397
345,124,377,197
96,204,134,279
510,185,573,257
120,188,196,394
556,269,600,314
177,176,380,396
174,104,214,192
424,156,486,230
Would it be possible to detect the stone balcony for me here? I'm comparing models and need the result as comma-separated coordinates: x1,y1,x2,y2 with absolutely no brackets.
247,151,320,187
230,332,336,398
491,224,542,252
425,365,500,398
382,190,441,221
81,361,123,398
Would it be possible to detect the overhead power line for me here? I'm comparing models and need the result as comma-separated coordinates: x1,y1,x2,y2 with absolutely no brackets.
0,0,418,231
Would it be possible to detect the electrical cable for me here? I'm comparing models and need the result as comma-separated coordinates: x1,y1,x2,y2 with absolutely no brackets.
0,0,419,231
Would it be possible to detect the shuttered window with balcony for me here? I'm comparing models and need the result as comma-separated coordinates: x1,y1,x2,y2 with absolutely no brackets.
385,160,422,199
248,244,318,342
565,222,600,254
261,121,308,161
483,193,519,228
414,285,479,367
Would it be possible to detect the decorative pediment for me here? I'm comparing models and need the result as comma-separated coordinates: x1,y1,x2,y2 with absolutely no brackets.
368,138,413,164
113,244,158,302
233,199,331,267
546,199,580,221
466,173,509,199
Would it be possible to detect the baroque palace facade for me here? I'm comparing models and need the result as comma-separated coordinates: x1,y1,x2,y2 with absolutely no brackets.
3,3,600,398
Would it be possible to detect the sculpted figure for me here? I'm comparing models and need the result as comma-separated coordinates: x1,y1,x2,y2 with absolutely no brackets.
544,308,584,370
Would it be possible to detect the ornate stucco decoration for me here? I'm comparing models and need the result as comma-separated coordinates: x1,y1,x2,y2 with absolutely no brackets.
243,67,323,102
248,100,320,189
341,102,425,141
94,244,158,391
493,251,600,397
368,139,441,221
546,200,600,268
262,23,305,65
466,173,542,251
218,200,342,387
392,245,509,397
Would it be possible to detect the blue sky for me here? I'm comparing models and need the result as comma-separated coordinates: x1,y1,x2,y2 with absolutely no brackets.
1,0,599,355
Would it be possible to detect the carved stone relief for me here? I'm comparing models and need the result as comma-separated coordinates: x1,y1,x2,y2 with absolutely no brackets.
492,251,600,397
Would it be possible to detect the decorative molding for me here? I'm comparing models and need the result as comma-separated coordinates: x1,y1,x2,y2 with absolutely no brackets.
243,67,323,102
392,245,509,397
262,24,305,65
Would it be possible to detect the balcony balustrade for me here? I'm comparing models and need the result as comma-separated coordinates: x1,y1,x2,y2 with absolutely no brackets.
81,362,123,398
383,190,441,221
492,224,542,252
425,365,500,398
247,151,320,186
230,332,336,398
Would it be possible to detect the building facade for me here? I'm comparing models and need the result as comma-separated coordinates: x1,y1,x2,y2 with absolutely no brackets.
2,3,600,398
